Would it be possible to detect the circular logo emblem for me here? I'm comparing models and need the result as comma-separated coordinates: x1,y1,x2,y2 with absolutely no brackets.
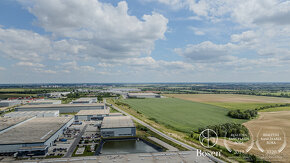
256,127,287,154
199,129,218,148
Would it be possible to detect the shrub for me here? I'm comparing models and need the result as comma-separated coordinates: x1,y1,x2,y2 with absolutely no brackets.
198,123,249,138
227,109,257,119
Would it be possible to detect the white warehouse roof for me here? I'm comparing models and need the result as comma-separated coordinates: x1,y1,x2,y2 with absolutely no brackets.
0,116,33,132
18,103,105,109
128,93,159,96
101,116,135,129
4,110,59,118
0,116,73,144
76,109,109,116
28,99,61,105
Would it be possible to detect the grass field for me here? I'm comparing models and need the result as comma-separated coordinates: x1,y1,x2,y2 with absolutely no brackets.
121,98,246,133
0,88,28,92
166,94,290,110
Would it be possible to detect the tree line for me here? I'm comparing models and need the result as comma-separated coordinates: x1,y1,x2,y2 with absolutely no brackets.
198,123,249,139
227,109,258,119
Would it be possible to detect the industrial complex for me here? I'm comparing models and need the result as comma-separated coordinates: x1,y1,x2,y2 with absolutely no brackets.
0,93,205,163
0,96,138,159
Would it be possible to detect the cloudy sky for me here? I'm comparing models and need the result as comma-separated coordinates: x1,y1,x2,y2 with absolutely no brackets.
0,0,290,83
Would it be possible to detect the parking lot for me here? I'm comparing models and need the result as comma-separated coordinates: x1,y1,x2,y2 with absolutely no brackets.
47,122,86,157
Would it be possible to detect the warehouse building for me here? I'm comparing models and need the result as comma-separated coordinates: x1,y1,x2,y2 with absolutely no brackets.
75,109,109,121
100,116,136,137
15,103,106,113
0,116,74,156
127,93,161,98
4,110,59,118
71,97,97,104
28,99,61,105
0,100,21,107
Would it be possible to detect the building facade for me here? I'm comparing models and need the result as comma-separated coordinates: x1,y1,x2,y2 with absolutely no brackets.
100,116,136,137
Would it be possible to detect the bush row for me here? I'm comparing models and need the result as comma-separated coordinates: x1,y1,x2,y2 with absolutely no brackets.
227,109,258,119
198,123,249,138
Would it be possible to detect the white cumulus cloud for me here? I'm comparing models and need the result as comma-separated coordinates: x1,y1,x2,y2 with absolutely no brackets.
19,0,168,60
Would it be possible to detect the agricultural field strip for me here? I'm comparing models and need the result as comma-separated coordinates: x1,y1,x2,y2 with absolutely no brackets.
260,106,290,112
166,94,290,110
121,98,246,132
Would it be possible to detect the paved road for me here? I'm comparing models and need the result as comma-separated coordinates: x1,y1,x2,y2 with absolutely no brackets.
64,124,88,158
109,103,225,163
148,136,178,151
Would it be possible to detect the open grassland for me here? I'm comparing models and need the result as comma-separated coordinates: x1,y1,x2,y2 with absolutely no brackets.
120,98,246,133
166,94,290,110
218,111,290,162
0,88,28,92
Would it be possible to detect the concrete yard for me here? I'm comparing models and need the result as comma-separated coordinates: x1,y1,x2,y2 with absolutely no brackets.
75,147,85,155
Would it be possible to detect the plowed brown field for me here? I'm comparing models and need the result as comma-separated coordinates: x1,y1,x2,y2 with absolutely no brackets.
216,111,290,162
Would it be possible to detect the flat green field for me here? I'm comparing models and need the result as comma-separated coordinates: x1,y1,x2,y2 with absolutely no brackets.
260,106,290,112
121,98,246,133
